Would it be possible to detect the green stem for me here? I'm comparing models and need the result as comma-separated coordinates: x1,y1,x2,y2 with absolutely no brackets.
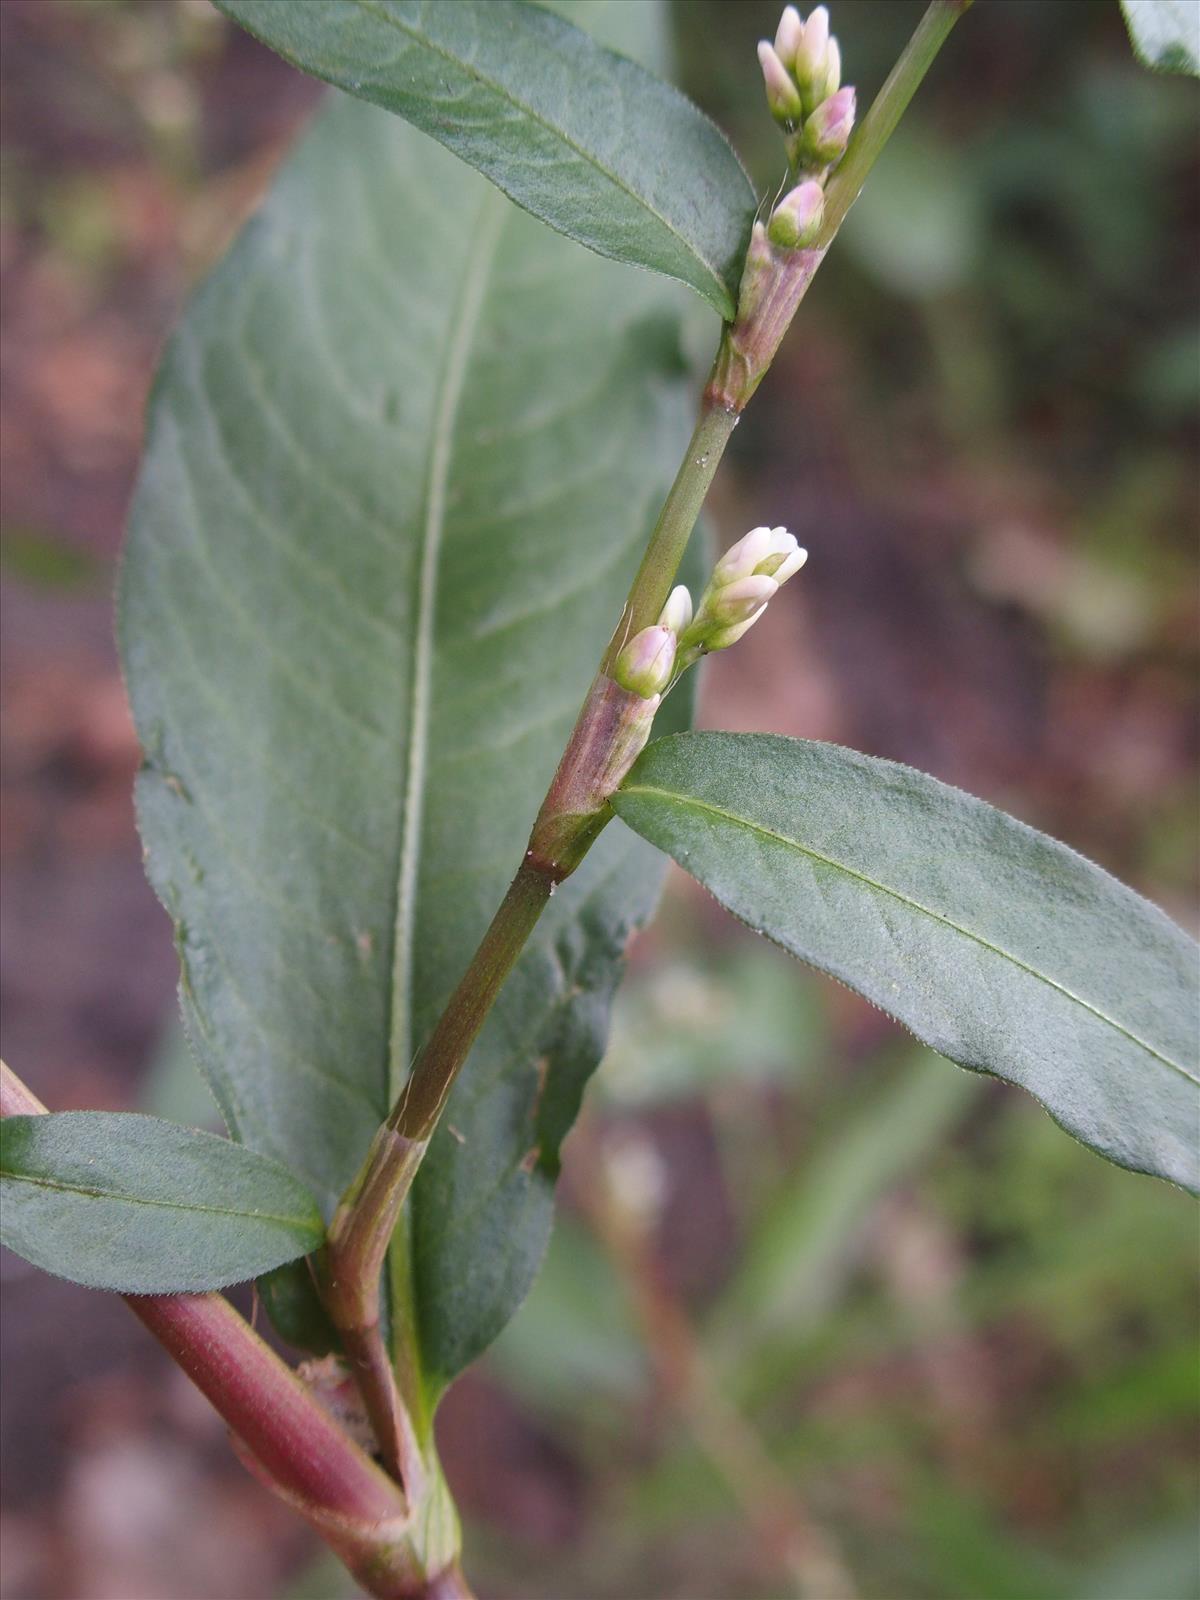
323,860,553,1454
601,400,740,666
325,0,971,1474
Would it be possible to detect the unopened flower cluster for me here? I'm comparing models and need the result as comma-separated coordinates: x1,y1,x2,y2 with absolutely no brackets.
758,6,855,250
614,528,807,700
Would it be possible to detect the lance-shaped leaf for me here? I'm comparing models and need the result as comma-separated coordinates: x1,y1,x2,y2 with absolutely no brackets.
214,0,756,319
120,79,698,1388
613,733,1200,1194
0,1113,324,1293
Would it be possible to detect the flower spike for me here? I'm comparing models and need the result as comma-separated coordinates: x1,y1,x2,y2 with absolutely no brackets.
681,527,808,657
756,7,855,175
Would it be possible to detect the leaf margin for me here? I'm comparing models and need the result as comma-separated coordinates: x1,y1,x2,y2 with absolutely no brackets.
0,1110,326,1294
613,729,1200,1196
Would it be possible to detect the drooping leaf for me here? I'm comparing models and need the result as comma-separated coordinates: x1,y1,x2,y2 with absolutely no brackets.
0,1112,324,1292
120,78,698,1385
1120,0,1200,75
613,733,1200,1193
214,0,755,319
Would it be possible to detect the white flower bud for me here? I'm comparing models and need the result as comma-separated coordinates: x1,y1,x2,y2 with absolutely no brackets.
680,528,808,656
709,572,779,624
764,543,808,584
704,606,770,652
774,5,804,69
657,584,693,636
713,525,778,584
757,40,803,125
613,624,676,699
822,37,842,101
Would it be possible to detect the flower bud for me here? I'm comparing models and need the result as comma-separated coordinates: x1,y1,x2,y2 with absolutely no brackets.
734,220,776,324
793,6,830,111
709,572,779,624
704,607,770,652
682,528,808,656
757,40,803,125
713,525,799,584
657,584,693,636
761,542,808,583
767,180,825,250
774,4,804,69
803,85,855,164
614,624,676,699
713,525,775,584
822,37,842,101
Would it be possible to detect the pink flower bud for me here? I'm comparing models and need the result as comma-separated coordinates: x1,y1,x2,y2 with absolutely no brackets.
767,180,825,250
774,5,804,69
803,85,855,164
757,40,803,125
613,625,677,699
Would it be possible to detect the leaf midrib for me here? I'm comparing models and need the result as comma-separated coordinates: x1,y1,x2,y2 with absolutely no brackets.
349,0,733,310
619,781,1199,1087
1,1169,316,1229
388,188,507,1101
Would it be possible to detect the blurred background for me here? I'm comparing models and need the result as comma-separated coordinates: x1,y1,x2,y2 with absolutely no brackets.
1,2,1197,1597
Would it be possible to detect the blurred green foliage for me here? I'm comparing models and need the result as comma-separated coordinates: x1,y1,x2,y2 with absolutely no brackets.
471,930,1198,1600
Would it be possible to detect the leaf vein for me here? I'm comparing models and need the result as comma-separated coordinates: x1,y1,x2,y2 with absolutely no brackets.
620,783,1200,1086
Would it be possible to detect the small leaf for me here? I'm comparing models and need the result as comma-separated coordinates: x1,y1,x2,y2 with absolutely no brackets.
1121,0,1200,75
214,0,755,318
0,1113,325,1292
613,733,1200,1194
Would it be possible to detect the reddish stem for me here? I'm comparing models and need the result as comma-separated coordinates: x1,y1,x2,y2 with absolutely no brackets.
0,1059,466,1600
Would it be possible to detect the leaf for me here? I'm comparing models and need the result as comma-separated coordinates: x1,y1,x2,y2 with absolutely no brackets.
213,0,755,319
0,1112,324,1293
119,79,698,1385
1120,0,1200,75
613,733,1200,1194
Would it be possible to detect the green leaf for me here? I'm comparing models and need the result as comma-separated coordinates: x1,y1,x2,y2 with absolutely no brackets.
613,733,1200,1194
1120,1,1200,75
120,82,697,1387
0,1112,324,1292
214,0,755,319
